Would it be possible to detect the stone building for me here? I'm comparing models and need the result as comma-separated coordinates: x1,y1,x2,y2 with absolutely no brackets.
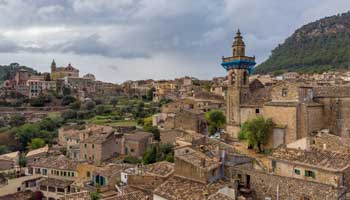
50,60,79,80
27,155,79,182
174,146,223,184
27,75,56,98
162,109,207,134
116,131,153,158
79,128,117,165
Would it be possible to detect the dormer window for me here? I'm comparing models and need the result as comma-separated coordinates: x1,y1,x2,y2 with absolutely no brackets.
282,88,288,97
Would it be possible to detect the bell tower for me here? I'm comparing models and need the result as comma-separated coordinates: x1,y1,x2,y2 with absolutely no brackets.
51,59,56,73
221,29,256,138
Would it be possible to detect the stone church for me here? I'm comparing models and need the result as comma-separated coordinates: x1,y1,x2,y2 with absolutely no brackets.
222,30,350,147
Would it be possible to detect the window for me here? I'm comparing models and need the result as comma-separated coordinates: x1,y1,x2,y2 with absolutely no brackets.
87,171,91,178
92,144,94,149
282,88,288,97
84,154,87,159
84,144,87,148
305,170,316,178
271,160,276,171
71,172,75,177
294,169,301,175
255,108,260,114
63,171,67,176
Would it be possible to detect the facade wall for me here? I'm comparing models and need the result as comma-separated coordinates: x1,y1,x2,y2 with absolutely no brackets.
263,105,298,144
316,97,350,138
174,158,220,184
240,107,262,123
272,161,343,187
270,82,299,102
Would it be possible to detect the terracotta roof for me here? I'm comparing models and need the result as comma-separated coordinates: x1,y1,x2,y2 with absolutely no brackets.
29,155,79,171
26,145,49,157
175,147,221,171
102,190,150,200
124,132,152,141
208,192,235,200
154,176,229,200
126,161,174,177
82,132,114,144
311,132,350,154
38,178,73,188
0,151,19,160
314,86,350,97
270,147,350,171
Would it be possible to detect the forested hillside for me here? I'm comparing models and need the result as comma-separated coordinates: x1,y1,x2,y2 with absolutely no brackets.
255,11,350,74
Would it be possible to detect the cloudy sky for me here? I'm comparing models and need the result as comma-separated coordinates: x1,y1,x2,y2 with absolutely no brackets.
0,0,349,83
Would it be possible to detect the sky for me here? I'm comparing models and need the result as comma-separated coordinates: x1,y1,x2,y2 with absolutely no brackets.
0,0,350,83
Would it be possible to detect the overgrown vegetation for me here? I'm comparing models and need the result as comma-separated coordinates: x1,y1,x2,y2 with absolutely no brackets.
205,110,226,135
238,116,273,152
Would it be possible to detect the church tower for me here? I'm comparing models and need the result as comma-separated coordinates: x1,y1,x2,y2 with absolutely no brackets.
51,59,56,73
221,30,256,138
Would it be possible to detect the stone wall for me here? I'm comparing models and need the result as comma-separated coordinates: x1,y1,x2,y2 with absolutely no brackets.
270,82,299,102
263,105,298,144
315,97,350,138
226,167,346,200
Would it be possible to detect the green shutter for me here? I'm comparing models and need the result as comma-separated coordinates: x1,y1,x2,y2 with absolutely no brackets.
304,170,308,177
312,171,316,179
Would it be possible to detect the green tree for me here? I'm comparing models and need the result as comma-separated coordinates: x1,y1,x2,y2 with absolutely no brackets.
61,109,77,121
28,138,46,150
205,110,226,135
9,114,25,127
0,145,9,155
30,95,45,107
144,125,160,141
110,97,118,108
143,145,157,164
19,155,27,167
239,116,273,152
147,87,156,101
61,95,76,106
83,100,96,111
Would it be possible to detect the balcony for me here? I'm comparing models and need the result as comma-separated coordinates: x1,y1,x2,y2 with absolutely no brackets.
222,56,255,63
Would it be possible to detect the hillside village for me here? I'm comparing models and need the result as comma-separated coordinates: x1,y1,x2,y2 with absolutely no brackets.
3,30,350,200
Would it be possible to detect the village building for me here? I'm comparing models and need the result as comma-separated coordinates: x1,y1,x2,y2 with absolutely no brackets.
0,151,20,175
116,131,153,158
50,60,79,80
79,126,117,165
25,145,49,166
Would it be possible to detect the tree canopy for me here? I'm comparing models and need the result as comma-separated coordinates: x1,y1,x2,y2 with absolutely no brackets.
239,116,273,152
205,110,226,135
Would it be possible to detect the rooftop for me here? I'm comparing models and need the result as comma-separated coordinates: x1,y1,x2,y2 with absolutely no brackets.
270,147,350,172
29,155,79,171
26,145,49,157
124,131,152,141
38,178,73,188
175,147,221,171
311,132,350,154
126,161,174,177
154,176,229,200
82,132,114,144
0,151,19,160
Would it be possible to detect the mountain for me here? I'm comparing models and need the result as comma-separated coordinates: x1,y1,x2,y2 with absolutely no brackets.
0,63,37,83
254,11,350,75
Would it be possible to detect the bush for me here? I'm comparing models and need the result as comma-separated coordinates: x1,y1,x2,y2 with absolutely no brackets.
28,138,46,150
30,96,45,107
61,109,77,121
83,100,96,111
62,95,76,106
124,156,142,164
